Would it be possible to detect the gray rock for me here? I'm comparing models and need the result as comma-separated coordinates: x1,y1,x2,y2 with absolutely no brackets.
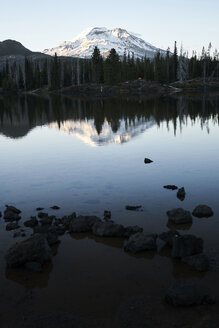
36,207,44,211
4,210,21,222
124,232,157,253
159,230,180,247
165,280,204,306
126,205,142,211
61,213,76,229
104,210,111,219
25,261,43,272
38,213,54,225
5,205,21,214
182,253,210,271
144,158,153,164
38,212,49,219
92,221,125,237
5,234,52,268
70,216,101,233
192,205,214,218
167,208,192,224
33,225,59,245
24,217,38,227
177,187,186,201
163,185,178,190
51,205,60,210
123,225,143,238
6,222,20,231
172,234,203,259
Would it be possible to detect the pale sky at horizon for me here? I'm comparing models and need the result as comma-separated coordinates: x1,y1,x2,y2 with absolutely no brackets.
1,0,218,55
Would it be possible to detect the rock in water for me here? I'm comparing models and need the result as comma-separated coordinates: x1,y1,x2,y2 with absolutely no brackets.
25,261,43,272
123,225,143,238
51,205,60,210
144,158,153,164
177,187,186,201
4,206,21,222
124,232,157,253
69,216,101,233
5,234,52,268
104,210,111,219
5,205,21,214
24,217,38,227
163,185,178,190
172,234,203,258
126,205,142,211
192,205,214,218
182,254,210,271
159,230,180,247
92,221,125,237
167,208,192,224
6,222,20,231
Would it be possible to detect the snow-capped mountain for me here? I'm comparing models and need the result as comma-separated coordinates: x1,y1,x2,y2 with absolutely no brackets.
43,27,166,59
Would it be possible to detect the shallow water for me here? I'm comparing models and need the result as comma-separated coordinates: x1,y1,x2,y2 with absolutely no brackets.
0,94,219,327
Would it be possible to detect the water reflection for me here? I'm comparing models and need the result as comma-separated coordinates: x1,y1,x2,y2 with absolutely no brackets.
0,94,219,145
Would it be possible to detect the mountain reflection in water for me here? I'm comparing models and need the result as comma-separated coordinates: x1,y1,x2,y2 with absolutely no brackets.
0,95,218,144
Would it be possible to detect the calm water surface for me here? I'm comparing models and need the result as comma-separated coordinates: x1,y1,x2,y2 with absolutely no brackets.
0,94,219,326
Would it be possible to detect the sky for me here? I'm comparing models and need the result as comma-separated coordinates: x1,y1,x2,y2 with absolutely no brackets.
1,0,219,55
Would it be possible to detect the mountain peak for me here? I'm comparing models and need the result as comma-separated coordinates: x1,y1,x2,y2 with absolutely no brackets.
44,27,166,59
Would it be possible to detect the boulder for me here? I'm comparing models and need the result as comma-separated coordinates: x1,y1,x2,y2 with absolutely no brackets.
165,280,215,306
92,221,125,237
33,225,59,245
192,205,214,218
69,216,101,233
177,187,186,201
144,158,153,164
172,234,203,258
159,230,180,247
126,205,142,211
5,234,52,268
124,232,157,253
123,225,143,238
163,185,178,190
6,222,20,231
24,217,38,227
167,208,192,225
61,212,76,229
4,209,21,222
182,254,210,271
5,205,21,214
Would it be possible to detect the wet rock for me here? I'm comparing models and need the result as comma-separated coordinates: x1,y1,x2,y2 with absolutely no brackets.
33,225,59,245
123,225,143,238
104,210,111,219
177,187,186,201
24,217,38,228
36,207,44,211
165,280,215,306
38,213,54,225
5,205,21,214
5,234,52,268
167,208,192,225
126,205,142,211
163,185,178,190
13,231,21,238
4,208,21,222
144,158,153,164
69,216,101,233
6,222,20,231
192,205,214,218
51,205,60,210
172,234,203,259
159,230,180,247
124,232,157,253
61,213,76,229
92,221,125,237
55,224,66,236
25,261,43,272
182,254,210,271
156,237,167,252
38,212,49,219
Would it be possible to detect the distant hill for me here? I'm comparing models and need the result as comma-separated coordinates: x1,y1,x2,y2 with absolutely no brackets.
0,39,49,58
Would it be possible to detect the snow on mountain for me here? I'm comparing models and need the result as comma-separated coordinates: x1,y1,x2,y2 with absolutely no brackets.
43,27,166,59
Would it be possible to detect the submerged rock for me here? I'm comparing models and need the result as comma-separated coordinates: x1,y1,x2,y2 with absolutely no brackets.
192,205,214,218
5,234,52,268
144,158,153,164
159,230,180,247
172,234,203,259
24,217,38,228
124,232,157,253
92,221,125,237
126,205,142,211
6,222,20,231
177,187,186,201
182,253,210,271
167,208,192,225
163,185,178,190
165,280,215,306
69,215,101,233
51,205,60,210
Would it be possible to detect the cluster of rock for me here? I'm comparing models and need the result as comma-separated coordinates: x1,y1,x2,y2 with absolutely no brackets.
163,185,186,201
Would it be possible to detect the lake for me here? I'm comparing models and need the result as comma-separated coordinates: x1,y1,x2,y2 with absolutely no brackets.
0,94,219,327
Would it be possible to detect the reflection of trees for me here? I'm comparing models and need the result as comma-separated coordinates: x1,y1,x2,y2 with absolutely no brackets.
0,94,219,139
